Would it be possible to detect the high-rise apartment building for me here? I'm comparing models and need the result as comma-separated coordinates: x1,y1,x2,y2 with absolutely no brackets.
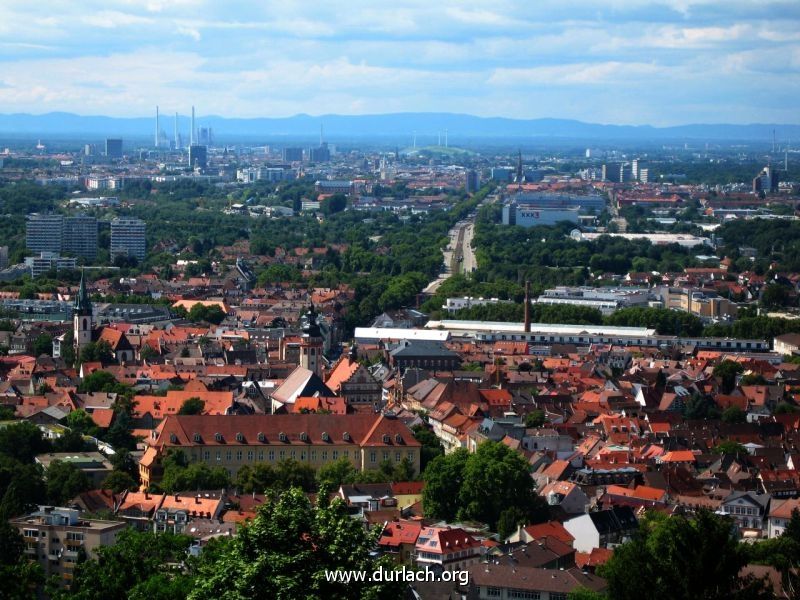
110,218,146,262
26,213,64,254
12,506,125,589
63,215,98,260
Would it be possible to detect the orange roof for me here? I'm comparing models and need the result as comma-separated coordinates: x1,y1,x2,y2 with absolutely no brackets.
172,299,229,314
605,485,665,502
290,396,348,415
90,408,115,429
379,520,422,548
133,390,234,421
660,450,697,463
324,357,360,394
523,521,575,546
159,493,222,519
576,547,613,568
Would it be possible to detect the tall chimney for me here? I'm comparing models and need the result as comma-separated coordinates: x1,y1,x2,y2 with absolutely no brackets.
191,106,196,146
155,105,160,148
523,280,531,333
174,112,179,149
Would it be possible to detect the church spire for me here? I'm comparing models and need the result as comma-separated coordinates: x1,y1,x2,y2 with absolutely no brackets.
73,269,92,316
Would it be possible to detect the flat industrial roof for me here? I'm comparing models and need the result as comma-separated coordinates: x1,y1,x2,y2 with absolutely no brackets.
424,320,656,337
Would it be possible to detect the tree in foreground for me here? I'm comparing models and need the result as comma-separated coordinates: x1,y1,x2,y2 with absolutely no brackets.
189,486,403,600
0,520,44,599
599,510,771,600
422,442,549,532
52,528,195,600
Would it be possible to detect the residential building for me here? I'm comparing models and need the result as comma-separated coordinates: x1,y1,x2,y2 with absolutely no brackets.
309,143,331,163
379,520,422,566
139,413,422,488
563,506,638,552
774,333,800,356
35,452,114,488
110,217,146,262
25,252,77,278
12,506,126,588
767,498,800,539
468,564,607,600
26,213,64,254
63,214,98,261
154,493,223,534
656,287,738,320
540,481,590,515
720,491,770,534
414,526,482,572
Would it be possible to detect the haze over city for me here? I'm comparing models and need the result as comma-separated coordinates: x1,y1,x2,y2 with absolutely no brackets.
0,0,799,125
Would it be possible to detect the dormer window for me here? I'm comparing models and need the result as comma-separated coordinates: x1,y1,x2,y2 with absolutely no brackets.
300,432,308,442
395,434,402,444
193,433,202,443
169,433,178,444
257,432,266,443
322,432,330,442
236,432,244,443
279,432,288,442
343,431,351,442
382,434,390,444
215,432,223,443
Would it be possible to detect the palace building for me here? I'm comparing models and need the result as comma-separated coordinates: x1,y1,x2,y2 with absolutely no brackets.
139,413,421,488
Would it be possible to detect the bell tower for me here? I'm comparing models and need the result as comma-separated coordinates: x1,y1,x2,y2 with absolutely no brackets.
299,303,323,377
73,270,93,354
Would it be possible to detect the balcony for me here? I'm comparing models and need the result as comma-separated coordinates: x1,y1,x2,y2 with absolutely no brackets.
64,539,84,548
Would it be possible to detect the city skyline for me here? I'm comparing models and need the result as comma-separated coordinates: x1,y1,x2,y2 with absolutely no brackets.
0,0,798,126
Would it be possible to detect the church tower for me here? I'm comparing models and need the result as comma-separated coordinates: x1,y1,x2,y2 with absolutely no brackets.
299,303,323,377
73,270,93,354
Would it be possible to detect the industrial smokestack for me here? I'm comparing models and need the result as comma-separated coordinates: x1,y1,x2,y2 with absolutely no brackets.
191,106,196,146
155,105,160,148
524,280,531,333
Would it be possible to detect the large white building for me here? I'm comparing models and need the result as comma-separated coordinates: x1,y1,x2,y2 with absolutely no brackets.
535,287,651,315
110,218,146,262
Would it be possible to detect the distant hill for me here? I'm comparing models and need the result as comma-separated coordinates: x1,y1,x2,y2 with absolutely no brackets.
0,111,798,142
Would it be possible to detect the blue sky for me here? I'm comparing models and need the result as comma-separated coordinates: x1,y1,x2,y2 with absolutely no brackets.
0,0,798,125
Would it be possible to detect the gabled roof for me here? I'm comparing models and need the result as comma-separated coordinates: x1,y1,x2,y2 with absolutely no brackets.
271,366,333,405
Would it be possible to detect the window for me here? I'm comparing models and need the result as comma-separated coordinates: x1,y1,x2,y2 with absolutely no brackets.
203,450,210,460
236,450,243,461
396,452,401,463
269,450,275,461
322,451,328,461
332,450,338,460
383,451,389,461
344,450,349,458
311,450,317,461
370,451,377,464
247,450,254,461
508,590,540,600
301,451,306,461
215,451,221,462
65,532,84,542
257,451,263,461
226,451,232,461
290,450,297,459
279,450,286,460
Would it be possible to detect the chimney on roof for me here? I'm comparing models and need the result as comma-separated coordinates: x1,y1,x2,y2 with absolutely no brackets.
524,280,531,333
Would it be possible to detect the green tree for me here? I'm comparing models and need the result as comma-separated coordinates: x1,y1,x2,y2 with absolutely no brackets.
713,360,744,394
422,448,470,522
66,408,99,436
79,340,115,364
412,425,444,471
33,332,53,356
63,528,194,600
721,406,747,424
525,410,546,428
236,463,278,494
0,520,44,599
178,397,205,415
0,457,46,518
45,460,91,505
599,510,768,600
458,441,548,530
78,370,130,395
713,440,749,455
102,470,138,493
188,304,226,325
315,457,358,490
0,421,51,463
760,283,791,310
188,487,403,600
159,451,231,493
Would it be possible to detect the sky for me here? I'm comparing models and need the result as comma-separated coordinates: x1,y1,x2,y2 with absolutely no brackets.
0,0,798,126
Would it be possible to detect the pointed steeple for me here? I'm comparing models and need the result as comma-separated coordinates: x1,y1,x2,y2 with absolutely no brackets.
349,341,359,363
73,269,92,316
302,301,321,338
